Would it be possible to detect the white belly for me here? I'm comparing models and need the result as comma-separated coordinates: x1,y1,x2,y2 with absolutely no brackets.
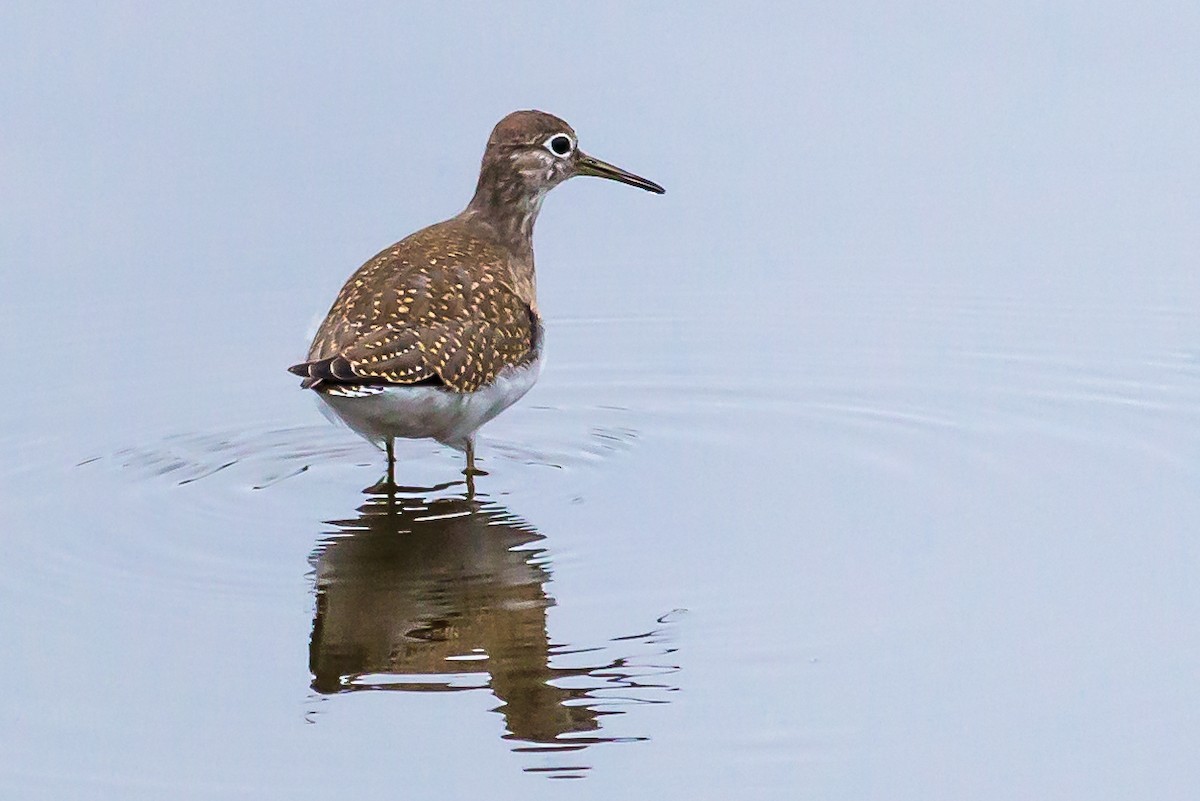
315,357,542,452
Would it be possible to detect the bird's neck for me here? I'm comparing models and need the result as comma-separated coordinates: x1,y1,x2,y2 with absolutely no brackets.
463,161,548,253
461,170,545,307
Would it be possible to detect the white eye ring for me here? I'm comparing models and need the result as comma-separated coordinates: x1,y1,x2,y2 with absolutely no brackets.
545,134,574,157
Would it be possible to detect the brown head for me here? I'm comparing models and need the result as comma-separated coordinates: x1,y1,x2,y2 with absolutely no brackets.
464,110,663,246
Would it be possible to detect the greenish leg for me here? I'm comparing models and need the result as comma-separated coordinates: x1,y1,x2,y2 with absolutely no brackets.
364,438,398,496
386,438,396,486
464,438,489,477
456,439,485,499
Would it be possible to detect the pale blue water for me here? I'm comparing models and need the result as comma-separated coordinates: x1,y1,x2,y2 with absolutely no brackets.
2,3,1199,799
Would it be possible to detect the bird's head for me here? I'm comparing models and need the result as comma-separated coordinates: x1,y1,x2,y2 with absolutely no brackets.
471,110,664,215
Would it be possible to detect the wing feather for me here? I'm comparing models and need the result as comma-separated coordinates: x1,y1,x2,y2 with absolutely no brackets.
288,220,539,393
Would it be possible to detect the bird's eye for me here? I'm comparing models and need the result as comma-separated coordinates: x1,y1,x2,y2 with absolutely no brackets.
546,134,574,157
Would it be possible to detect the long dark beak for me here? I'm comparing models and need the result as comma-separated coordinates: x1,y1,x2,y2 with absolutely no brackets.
577,152,665,194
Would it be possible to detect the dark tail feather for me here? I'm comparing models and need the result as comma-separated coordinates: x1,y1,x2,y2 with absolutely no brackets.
288,355,357,389
288,355,445,390
288,358,327,389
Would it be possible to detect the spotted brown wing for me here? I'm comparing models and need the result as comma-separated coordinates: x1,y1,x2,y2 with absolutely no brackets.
288,225,539,393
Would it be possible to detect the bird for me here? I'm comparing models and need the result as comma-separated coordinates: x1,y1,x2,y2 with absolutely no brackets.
289,110,664,490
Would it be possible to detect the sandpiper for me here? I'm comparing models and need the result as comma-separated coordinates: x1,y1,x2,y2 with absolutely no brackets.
289,110,663,487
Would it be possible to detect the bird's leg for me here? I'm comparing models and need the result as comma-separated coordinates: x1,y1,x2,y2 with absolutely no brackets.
463,438,489,477
386,437,396,486
365,438,398,496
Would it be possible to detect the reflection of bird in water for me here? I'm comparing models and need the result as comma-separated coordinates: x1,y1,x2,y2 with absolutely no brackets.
308,486,678,771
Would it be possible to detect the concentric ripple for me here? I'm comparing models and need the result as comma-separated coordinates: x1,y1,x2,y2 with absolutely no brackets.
9,289,1194,614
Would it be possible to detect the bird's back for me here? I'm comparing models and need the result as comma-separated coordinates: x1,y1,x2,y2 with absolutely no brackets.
293,218,540,393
